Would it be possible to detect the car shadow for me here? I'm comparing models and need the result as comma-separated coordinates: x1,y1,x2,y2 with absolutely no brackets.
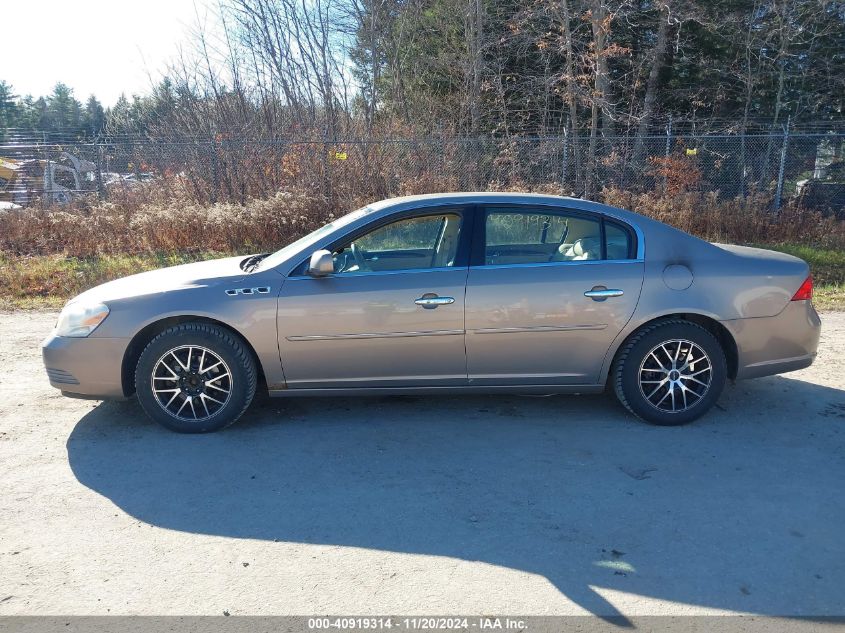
66,375,845,620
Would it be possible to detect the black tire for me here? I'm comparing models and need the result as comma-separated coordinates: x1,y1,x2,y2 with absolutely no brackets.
612,319,726,426
135,322,257,433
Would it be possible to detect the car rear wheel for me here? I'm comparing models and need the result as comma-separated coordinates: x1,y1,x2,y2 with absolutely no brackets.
612,320,726,426
135,322,257,433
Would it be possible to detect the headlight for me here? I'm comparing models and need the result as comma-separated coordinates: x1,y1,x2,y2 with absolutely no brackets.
55,302,110,337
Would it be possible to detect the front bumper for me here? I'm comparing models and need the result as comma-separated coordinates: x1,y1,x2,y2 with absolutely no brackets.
41,332,130,399
722,300,822,380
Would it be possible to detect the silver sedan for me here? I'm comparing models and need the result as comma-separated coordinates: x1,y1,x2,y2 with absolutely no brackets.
42,192,821,432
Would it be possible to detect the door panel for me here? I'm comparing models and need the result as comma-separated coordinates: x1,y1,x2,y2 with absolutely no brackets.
277,268,469,388
465,262,644,385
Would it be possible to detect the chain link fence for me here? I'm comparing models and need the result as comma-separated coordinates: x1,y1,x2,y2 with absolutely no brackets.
2,132,843,213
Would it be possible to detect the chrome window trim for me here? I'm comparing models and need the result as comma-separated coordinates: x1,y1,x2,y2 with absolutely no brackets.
476,258,644,271
287,265,469,281
288,258,643,279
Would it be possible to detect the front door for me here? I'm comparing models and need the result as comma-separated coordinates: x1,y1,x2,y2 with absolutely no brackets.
277,210,469,389
465,205,644,385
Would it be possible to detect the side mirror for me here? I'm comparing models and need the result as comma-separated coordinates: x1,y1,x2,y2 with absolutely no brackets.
307,249,334,277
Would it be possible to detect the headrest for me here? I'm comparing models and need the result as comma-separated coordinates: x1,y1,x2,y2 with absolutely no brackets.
560,237,601,257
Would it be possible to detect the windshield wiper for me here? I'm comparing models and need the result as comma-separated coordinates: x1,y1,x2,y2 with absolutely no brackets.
241,253,271,273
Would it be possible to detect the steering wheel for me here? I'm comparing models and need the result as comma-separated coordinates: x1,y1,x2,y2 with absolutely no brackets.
350,241,369,272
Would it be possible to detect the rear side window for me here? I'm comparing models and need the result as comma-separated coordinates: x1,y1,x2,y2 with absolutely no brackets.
483,207,602,265
486,212,581,246
482,207,637,265
605,220,635,260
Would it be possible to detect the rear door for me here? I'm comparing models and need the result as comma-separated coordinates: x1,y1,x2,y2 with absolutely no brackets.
465,204,644,385
277,207,471,389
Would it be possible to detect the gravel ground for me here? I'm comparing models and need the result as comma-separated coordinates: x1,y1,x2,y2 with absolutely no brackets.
0,311,843,618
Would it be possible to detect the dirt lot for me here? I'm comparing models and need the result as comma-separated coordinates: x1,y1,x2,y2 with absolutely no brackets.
0,311,844,618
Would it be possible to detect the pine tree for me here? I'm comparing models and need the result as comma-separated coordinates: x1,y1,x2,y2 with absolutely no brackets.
0,81,19,142
84,95,106,138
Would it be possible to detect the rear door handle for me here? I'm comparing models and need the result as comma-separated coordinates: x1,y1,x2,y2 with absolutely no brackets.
415,295,455,309
584,288,624,301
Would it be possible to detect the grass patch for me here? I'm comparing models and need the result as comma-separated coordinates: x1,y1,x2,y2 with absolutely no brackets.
750,243,845,311
2,243,843,311
812,285,845,312
0,251,229,311
753,244,845,286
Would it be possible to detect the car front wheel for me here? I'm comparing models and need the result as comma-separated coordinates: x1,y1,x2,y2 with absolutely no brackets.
135,322,257,433
612,320,727,426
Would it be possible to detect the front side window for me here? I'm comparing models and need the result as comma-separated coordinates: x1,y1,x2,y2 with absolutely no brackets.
333,213,462,274
484,208,602,265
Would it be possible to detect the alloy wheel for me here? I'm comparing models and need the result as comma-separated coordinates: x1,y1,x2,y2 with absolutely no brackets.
637,339,713,413
150,345,232,421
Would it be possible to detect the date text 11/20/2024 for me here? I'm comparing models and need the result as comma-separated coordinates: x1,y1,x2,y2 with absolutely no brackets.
308,617,527,630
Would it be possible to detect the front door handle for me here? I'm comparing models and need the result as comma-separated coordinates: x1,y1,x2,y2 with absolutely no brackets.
415,294,455,309
584,287,624,301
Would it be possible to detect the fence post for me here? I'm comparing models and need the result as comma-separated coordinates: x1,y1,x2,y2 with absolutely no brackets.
209,138,219,204
774,115,790,214
664,115,672,158
95,144,105,200
44,156,53,207
323,138,333,201
663,115,673,192
561,127,569,190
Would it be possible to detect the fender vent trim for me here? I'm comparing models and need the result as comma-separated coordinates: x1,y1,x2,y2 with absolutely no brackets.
225,286,271,296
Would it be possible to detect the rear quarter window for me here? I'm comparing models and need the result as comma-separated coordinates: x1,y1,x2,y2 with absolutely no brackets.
605,220,635,260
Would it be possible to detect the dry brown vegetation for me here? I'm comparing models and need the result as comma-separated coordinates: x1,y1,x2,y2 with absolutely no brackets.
2,186,845,311
0,191,339,258
2,187,844,258
601,189,845,250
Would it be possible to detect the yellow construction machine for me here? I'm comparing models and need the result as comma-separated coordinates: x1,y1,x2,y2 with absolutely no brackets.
0,152,96,207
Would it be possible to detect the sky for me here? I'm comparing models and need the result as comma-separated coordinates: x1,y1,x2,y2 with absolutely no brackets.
3,0,212,106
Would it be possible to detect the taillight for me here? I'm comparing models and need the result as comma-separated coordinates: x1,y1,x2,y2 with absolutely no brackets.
791,275,813,301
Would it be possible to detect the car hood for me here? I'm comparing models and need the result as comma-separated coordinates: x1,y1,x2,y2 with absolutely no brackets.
72,255,249,304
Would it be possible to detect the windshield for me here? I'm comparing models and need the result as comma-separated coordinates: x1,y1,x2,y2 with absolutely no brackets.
255,206,370,272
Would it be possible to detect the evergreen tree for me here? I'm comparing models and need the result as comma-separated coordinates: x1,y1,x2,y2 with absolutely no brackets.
43,83,84,138
0,81,18,142
84,95,106,138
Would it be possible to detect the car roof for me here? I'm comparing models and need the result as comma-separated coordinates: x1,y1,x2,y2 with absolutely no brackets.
371,191,593,207
366,191,640,222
